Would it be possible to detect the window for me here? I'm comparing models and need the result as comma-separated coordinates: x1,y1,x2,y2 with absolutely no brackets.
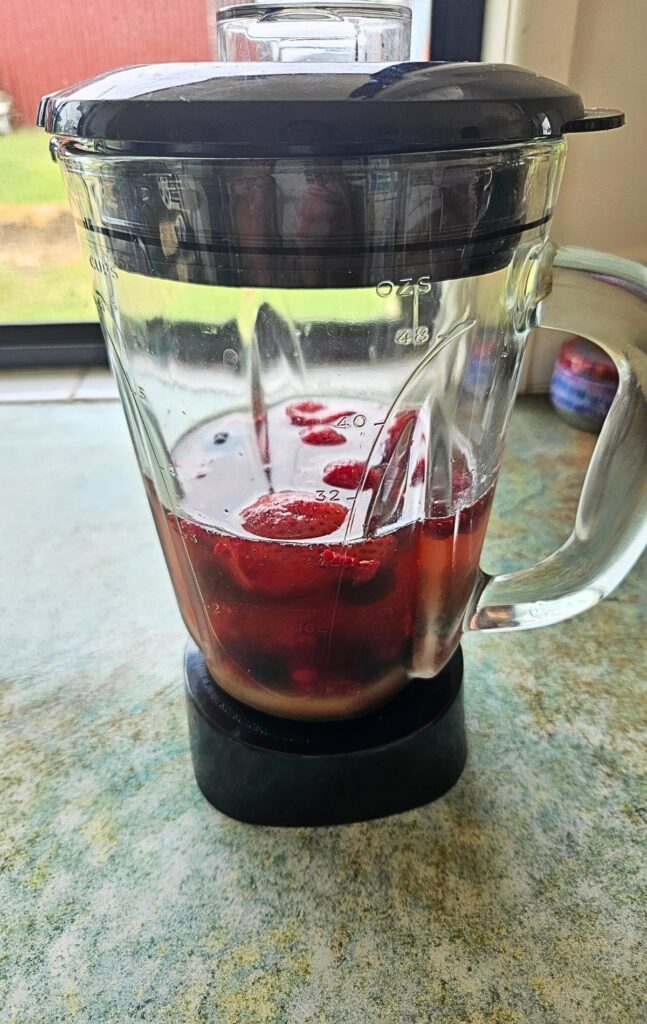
0,0,470,367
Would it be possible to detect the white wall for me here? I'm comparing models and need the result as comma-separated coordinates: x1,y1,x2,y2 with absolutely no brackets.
483,0,647,389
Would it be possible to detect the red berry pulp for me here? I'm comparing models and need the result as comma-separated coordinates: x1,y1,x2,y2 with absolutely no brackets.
300,425,347,446
145,398,494,720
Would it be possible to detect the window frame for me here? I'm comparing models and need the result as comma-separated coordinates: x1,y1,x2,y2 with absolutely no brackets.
0,0,485,370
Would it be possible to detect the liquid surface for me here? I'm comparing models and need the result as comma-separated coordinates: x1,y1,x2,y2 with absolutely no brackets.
147,398,494,719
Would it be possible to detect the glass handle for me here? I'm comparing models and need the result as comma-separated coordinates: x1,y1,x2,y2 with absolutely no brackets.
469,245,647,632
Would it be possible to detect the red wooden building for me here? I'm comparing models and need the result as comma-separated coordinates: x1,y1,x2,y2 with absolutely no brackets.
0,0,214,127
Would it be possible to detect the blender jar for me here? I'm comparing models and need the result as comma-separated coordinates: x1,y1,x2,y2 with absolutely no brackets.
39,63,647,723
214,2,412,63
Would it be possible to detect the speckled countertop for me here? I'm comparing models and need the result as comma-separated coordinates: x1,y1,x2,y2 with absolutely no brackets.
1,396,645,1024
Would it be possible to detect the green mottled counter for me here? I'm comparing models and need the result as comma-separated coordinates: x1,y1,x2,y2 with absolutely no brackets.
1,397,645,1024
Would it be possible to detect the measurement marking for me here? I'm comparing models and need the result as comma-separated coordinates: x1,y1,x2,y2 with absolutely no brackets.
412,282,420,342
373,420,385,426
344,496,355,502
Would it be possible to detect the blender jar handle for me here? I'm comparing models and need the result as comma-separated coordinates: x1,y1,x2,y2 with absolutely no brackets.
469,245,647,632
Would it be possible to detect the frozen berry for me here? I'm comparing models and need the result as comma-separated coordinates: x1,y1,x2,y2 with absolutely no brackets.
382,408,418,460
451,448,473,496
320,547,381,585
286,400,325,425
292,668,319,695
424,514,456,540
319,548,356,569
411,457,425,486
322,460,381,490
214,536,328,597
240,491,347,540
300,426,346,446
286,400,355,427
458,486,493,533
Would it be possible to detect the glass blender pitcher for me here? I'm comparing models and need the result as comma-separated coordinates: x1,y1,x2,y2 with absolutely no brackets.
39,62,647,824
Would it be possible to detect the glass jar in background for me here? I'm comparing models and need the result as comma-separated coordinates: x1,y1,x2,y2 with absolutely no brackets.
214,1,412,63
550,336,619,432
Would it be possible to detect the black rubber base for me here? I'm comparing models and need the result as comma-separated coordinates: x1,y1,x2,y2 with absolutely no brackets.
184,641,466,826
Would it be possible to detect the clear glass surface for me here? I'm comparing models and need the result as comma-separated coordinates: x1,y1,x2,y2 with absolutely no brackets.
469,246,647,632
53,140,596,720
215,2,412,62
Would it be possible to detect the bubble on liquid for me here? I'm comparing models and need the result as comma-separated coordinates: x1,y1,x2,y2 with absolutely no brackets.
223,348,238,369
213,432,229,445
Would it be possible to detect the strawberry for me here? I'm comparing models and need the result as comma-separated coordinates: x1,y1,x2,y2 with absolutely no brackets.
424,513,456,540
285,400,325,425
410,451,472,493
319,410,354,424
322,460,381,491
214,492,349,596
240,491,347,539
381,408,418,460
286,400,354,427
291,668,320,696
347,558,381,585
300,426,346,446
458,486,494,533
213,535,330,597
451,448,473,496
411,457,425,486
452,469,472,496
424,485,494,540
319,548,356,569
319,533,396,587
319,547,381,585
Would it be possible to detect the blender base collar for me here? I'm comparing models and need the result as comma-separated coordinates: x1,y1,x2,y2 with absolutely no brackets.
184,640,466,826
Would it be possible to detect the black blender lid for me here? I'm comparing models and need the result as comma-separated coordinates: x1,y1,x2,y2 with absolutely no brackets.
37,61,624,157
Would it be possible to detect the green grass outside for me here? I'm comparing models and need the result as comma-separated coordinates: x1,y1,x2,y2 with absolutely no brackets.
0,130,401,325
0,262,96,322
0,128,66,205
0,128,95,321
115,273,400,331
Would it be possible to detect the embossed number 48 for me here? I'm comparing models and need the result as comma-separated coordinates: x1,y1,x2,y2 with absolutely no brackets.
395,326,430,347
